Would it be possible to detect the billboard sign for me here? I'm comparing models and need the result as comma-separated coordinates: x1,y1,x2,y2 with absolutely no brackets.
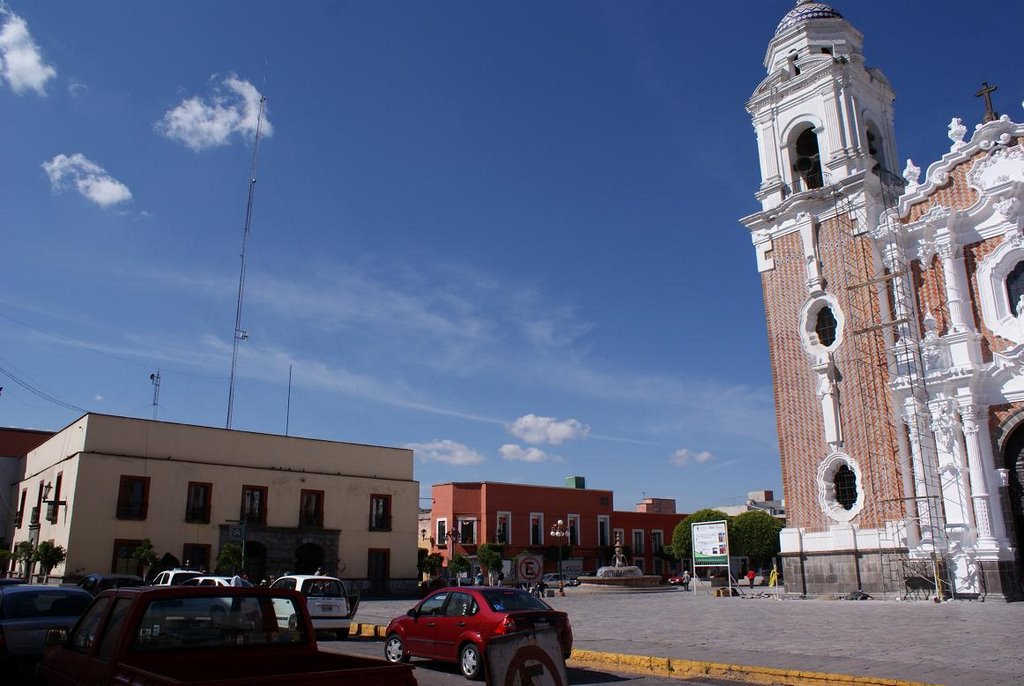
692,520,729,567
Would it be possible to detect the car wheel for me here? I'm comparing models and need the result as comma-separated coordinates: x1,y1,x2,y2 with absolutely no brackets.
384,634,409,663
460,642,484,681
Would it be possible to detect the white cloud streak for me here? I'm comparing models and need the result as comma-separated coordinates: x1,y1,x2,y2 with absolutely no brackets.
0,6,56,95
670,448,714,466
507,414,590,445
42,153,133,207
405,439,485,465
499,443,559,463
156,74,272,151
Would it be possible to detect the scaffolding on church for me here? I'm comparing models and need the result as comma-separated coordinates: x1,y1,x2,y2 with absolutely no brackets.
828,165,952,600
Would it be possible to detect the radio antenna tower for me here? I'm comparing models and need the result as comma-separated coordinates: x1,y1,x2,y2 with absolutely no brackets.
149,370,161,419
226,94,268,429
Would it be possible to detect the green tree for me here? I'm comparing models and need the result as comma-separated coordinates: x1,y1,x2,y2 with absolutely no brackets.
132,538,160,579
730,510,783,565
32,541,67,577
13,541,34,576
216,543,243,574
670,508,731,561
419,552,444,578
475,543,505,575
449,553,471,579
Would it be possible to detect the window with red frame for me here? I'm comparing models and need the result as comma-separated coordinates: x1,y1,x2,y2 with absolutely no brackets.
300,489,324,527
186,482,212,523
369,494,391,531
116,476,150,520
241,485,268,524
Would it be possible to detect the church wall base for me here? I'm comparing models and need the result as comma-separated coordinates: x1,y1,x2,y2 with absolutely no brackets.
975,559,1023,602
782,550,901,597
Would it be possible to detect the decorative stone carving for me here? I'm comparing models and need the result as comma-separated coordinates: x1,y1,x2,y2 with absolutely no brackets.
968,145,1024,191
903,159,921,188
920,309,944,372
929,402,959,453
948,117,967,151
994,196,1020,220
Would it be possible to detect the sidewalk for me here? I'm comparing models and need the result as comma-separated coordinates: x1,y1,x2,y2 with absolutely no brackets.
353,588,1021,685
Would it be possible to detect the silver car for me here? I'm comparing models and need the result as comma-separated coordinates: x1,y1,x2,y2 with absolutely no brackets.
0,584,92,678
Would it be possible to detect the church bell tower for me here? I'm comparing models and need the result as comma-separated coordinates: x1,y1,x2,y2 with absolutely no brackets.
740,2,911,595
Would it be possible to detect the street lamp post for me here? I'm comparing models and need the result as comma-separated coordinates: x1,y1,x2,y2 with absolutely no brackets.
549,519,569,596
445,528,461,585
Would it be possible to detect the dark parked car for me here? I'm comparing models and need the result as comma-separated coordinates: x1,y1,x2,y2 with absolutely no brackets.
76,573,146,596
0,578,27,586
383,586,572,680
0,584,92,679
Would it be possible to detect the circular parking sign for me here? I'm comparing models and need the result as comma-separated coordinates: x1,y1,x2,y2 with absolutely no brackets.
517,555,541,582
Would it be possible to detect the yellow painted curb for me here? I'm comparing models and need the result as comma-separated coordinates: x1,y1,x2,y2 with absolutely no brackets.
353,625,938,686
568,648,938,686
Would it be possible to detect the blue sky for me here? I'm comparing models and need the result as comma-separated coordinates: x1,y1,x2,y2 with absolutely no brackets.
1,2,1021,511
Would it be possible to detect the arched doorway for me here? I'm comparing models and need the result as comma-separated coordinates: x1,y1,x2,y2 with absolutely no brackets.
1003,425,1024,567
295,543,325,575
245,541,268,583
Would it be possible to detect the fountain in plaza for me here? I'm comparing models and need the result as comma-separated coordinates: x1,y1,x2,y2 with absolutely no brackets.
576,534,664,590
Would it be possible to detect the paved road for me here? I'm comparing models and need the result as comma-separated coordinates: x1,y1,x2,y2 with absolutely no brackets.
324,637,742,686
353,587,1022,685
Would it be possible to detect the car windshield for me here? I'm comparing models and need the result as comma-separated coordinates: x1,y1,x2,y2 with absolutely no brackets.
480,589,551,613
132,595,307,651
1,589,91,618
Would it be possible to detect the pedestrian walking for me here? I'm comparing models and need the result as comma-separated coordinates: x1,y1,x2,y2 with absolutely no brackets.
682,570,690,591
747,569,756,588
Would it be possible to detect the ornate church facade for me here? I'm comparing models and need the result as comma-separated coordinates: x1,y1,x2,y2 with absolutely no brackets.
741,1,1023,599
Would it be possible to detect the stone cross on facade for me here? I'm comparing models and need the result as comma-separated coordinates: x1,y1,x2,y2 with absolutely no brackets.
975,82,999,123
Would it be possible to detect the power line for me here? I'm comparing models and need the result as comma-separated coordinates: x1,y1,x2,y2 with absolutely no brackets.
0,362,87,414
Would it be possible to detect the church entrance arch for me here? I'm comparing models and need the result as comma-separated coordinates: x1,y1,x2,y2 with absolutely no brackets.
295,542,325,575
1002,423,1024,566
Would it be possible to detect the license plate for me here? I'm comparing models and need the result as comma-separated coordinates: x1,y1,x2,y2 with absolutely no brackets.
321,605,337,612
534,620,549,628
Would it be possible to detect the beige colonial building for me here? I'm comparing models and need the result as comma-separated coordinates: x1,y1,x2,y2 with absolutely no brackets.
11,413,419,594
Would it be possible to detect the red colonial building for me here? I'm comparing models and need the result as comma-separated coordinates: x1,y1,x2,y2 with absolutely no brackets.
428,478,688,580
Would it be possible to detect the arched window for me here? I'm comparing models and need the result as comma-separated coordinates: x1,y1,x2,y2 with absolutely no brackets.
793,127,823,190
833,465,857,510
815,306,838,347
866,127,887,172
1006,261,1024,316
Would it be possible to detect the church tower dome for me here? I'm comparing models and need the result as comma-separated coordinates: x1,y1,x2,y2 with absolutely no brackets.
775,1,843,36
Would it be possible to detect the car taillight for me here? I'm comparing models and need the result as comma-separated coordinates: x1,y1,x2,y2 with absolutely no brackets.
494,616,518,635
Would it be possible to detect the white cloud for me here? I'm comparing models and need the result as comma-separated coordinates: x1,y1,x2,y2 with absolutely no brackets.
508,413,590,445
93,394,103,402
499,443,558,463
670,448,713,466
0,6,56,95
67,80,86,97
405,439,485,465
156,74,272,151
42,153,133,207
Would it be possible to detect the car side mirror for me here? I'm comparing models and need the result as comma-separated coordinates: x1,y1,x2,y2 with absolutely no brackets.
406,608,418,618
45,628,68,646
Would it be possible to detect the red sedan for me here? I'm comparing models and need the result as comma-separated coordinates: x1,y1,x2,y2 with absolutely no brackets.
383,586,572,680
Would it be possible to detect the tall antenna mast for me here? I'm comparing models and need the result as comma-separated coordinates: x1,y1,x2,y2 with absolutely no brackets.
226,94,268,429
285,364,293,436
149,370,161,419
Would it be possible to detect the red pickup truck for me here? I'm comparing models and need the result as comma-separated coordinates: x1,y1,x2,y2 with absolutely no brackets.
37,586,416,686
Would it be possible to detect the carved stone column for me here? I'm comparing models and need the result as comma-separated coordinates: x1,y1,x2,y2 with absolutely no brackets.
958,405,1003,548
903,398,938,548
936,239,975,333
